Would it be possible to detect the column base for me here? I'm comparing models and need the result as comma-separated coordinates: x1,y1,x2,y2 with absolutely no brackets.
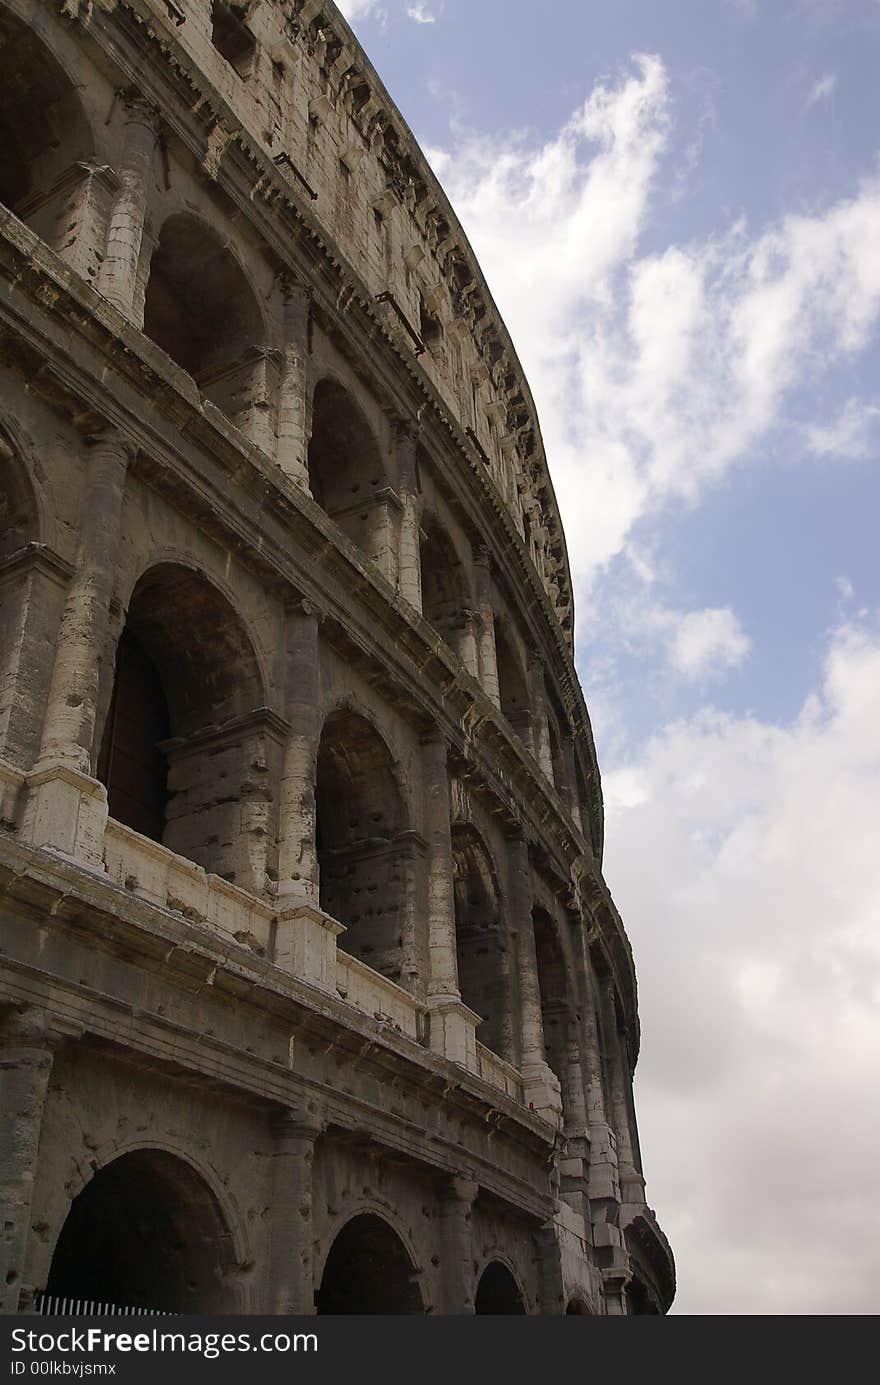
427,993,481,1072
274,897,345,993
18,762,108,868
522,1059,563,1128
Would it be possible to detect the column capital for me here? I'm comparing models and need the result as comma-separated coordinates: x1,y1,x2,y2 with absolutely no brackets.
272,1105,325,1144
391,413,421,447
119,88,162,135
438,1174,479,1209
472,540,491,571
84,425,137,466
0,1004,83,1054
284,594,322,625
419,725,451,755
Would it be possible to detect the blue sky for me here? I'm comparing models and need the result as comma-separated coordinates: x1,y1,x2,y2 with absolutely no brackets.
337,0,880,1314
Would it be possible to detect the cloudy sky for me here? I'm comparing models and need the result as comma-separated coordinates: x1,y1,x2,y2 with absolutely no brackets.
335,0,880,1314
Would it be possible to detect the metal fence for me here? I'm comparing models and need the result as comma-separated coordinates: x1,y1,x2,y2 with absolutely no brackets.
33,1293,172,1316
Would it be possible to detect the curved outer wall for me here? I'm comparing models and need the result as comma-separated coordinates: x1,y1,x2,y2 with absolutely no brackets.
0,0,674,1316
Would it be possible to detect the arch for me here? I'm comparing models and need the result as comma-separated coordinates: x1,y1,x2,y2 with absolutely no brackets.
474,1260,526,1315
566,1296,592,1315
0,6,94,244
626,1276,661,1315
98,563,267,884
143,213,266,425
308,379,390,558
0,430,39,559
533,906,571,1100
315,1213,424,1315
420,511,467,638
315,708,410,980
494,619,530,734
44,1148,240,1313
451,823,512,1061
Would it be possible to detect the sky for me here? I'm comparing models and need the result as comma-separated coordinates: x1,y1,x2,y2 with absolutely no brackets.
334,0,880,1314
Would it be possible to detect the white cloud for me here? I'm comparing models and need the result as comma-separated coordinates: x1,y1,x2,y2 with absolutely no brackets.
805,72,837,108
335,0,379,21
603,618,880,1312
427,57,880,589
407,2,436,21
805,395,880,459
667,606,751,679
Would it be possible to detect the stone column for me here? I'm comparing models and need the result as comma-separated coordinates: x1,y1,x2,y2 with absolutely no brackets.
598,973,644,1205
394,420,422,613
527,649,553,780
454,610,480,680
423,733,479,1067
0,1007,77,1313
36,430,131,775
267,1108,324,1315
507,830,561,1125
275,602,343,991
561,735,582,827
423,732,458,1001
534,1222,566,1316
21,431,131,865
435,1176,478,1314
363,492,400,588
96,92,160,318
473,546,499,707
276,601,320,906
276,277,312,491
559,1020,590,1222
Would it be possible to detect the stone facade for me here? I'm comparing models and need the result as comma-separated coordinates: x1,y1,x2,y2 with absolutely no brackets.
0,0,674,1316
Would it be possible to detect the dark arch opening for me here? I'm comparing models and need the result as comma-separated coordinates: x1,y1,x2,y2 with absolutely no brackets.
315,710,409,980
45,1149,238,1314
626,1276,661,1315
308,380,389,559
0,9,93,246
0,435,38,559
144,215,264,425
494,620,530,735
98,564,266,883
316,1215,424,1315
452,823,512,1061
474,1261,525,1315
533,906,571,1100
420,513,466,637
566,1297,592,1315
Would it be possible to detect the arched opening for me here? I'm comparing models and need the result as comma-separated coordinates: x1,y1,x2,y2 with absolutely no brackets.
533,906,571,1101
316,1215,424,1315
474,1261,525,1315
420,513,466,639
143,215,265,428
566,1297,592,1315
0,435,38,559
45,1149,238,1314
451,824,512,1061
494,620,530,736
98,564,267,886
315,710,410,981
308,380,391,563
626,1276,660,1315
0,9,93,250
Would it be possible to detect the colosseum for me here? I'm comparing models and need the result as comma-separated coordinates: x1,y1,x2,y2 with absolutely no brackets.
0,0,674,1317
